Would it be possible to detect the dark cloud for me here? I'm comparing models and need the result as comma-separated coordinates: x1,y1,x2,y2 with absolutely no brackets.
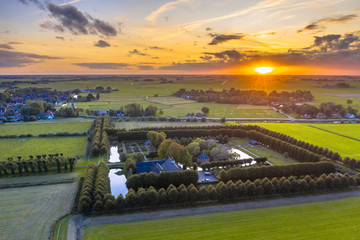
206,27,212,31
0,49,61,68
0,44,14,50
313,33,359,51
40,20,65,32
92,19,118,37
73,62,130,69
137,65,154,70
129,49,147,56
199,55,212,61
208,33,244,45
47,3,89,35
17,0,45,10
297,14,357,33
55,36,64,40
203,50,244,61
94,40,111,48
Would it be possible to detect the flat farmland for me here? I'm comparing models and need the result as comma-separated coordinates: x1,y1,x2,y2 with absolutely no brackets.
115,121,222,130
84,196,360,240
0,136,87,161
147,96,196,105
0,183,76,240
0,122,91,136
248,123,360,159
161,102,284,118
75,101,167,111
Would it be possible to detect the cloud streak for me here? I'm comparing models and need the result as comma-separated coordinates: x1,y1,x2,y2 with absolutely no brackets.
297,14,358,33
145,0,193,22
73,62,130,69
0,49,61,68
94,40,111,48
208,33,244,45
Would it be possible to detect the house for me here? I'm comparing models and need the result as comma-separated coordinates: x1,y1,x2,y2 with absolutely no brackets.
301,114,312,119
197,152,210,164
136,158,182,174
331,113,342,119
316,113,327,119
345,113,355,119
249,139,261,145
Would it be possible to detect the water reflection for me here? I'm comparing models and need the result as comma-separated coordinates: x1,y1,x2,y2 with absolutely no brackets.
109,146,120,163
109,168,128,198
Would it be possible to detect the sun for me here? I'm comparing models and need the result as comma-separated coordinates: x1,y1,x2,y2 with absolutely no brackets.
254,66,274,74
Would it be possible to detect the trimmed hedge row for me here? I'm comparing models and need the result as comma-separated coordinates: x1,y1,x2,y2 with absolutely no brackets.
126,170,199,190
220,162,335,182
92,173,360,212
200,158,267,170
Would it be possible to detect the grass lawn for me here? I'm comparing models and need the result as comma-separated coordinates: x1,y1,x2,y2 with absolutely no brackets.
0,121,91,136
74,100,167,111
229,138,298,165
247,123,360,159
114,121,222,130
84,196,360,240
160,102,284,118
0,136,87,161
147,96,196,105
0,172,77,187
0,183,76,240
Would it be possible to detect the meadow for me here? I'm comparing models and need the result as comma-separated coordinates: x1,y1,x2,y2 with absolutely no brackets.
114,121,222,130
0,136,87,161
247,123,360,159
0,121,92,136
83,196,360,240
0,182,76,240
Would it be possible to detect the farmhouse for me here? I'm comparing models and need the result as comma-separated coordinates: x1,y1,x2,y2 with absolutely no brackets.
136,158,182,174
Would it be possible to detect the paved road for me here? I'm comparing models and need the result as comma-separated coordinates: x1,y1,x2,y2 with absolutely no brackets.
82,189,360,228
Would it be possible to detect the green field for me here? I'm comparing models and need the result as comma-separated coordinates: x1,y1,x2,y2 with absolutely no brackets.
114,121,222,130
247,123,360,159
0,121,91,136
229,138,298,165
160,102,284,118
0,136,87,161
84,196,360,240
0,183,76,240
74,100,167,111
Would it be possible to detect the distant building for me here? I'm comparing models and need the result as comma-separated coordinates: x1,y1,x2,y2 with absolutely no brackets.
345,113,355,119
316,113,327,119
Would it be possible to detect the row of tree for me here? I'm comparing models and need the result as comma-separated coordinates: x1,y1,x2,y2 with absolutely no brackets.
78,163,111,213
126,170,199,190
200,158,267,170
88,173,360,212
219,162,335,182
87,115,111,156
0,154,75,177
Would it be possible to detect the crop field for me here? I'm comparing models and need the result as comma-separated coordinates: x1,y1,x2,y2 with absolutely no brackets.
0,183,76,240
0,122,91,136
229,138,298,165
0,136,87,161
115,121,222,130
147,96,196,105
247,123,360,159
84,196,360,240
160,102,285,118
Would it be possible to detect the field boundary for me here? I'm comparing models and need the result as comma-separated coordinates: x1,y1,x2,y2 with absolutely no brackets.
0,179,75,189
307,125,360,142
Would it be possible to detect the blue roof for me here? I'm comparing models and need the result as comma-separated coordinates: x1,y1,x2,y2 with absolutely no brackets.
136,158,182,174
197,152,210,160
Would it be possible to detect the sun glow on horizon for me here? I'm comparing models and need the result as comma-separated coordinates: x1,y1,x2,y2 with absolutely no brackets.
254,66,274,74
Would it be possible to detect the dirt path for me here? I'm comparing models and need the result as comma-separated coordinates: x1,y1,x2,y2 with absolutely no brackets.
82,189,360,228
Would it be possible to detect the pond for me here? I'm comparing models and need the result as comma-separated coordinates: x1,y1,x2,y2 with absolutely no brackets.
109,146,120,163
109,168,128,198
230,148,256,165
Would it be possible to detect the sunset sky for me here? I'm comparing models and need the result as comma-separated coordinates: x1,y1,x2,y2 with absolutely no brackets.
0,0,360,75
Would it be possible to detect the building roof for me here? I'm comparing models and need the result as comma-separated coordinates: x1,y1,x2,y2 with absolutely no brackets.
197,152,209,160
136,158,182,174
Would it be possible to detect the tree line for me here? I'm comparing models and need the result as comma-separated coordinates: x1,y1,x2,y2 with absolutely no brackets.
219,162,335,182
80,172,360,213
0,154,76,177
87,115,111,156
200,158,267,170
126,170,199,191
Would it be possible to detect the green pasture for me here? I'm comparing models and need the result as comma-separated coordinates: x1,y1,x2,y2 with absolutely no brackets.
114,121,222,130
74,101,167,111
0,183,76,240
160,102,284,118
0,136,87,161
84,196,360,240
0,122,91,136
247,123,360,159
229,138,298,165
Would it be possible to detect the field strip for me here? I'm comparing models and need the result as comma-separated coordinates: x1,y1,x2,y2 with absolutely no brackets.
307,125,360,142
82,189,360,227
